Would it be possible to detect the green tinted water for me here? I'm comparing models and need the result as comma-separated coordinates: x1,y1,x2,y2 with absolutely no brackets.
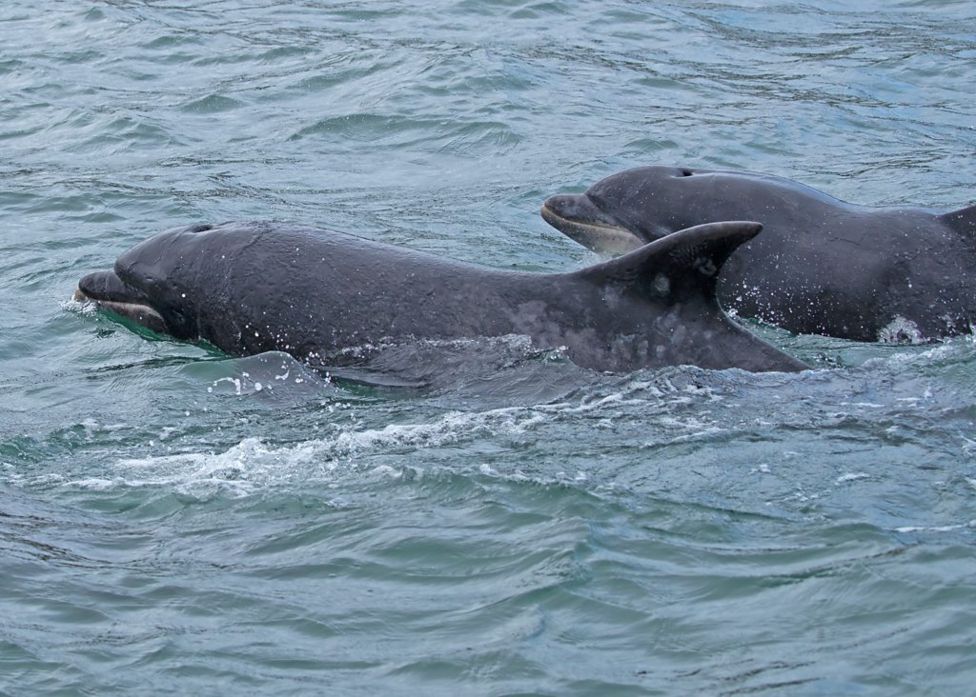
2,1,975,694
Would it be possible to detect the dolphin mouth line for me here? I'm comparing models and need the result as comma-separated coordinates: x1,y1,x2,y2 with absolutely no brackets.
74,271,169,334
74,288,164,323
540,203,643,254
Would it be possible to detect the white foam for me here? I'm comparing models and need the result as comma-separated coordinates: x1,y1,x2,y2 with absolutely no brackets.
109,406,550,497
71,477,124,491
894,520,976,534
864,340,957,370
835,472,870,484
60,297,97,315
877,316,925,344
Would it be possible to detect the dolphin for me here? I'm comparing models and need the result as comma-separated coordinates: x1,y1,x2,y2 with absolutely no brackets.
73,221,805,374
542,166,976,342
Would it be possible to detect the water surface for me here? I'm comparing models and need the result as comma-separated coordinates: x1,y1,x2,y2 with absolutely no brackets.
2,1,975,694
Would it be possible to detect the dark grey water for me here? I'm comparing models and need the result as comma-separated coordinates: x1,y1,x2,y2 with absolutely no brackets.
2,1,975,694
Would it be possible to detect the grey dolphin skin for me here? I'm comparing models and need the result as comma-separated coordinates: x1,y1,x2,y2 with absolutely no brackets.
542,166,976,342
74,221,805,373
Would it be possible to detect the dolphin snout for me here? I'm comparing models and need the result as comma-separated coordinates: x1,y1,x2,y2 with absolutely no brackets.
77,269,142,304
542,193,613,227
541,193,643,255
73,267,170,335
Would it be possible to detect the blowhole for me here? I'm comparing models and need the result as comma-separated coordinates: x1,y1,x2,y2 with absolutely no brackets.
679,168,693,177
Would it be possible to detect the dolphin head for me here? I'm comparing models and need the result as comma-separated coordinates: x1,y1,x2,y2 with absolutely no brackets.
542,166,706,254
74,223,240,340
76,221,327,356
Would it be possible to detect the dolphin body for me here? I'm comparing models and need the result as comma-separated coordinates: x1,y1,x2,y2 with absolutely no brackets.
74,220,805,373
542,166,976,342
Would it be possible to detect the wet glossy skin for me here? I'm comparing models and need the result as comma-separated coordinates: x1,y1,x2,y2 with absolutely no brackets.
75,220,805,373
543,166,976,341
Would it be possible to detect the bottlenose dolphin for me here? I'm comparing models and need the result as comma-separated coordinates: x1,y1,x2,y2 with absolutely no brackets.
74,221,805,373
542,166,976,342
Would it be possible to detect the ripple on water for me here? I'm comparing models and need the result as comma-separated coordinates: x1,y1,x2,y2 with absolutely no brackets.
2,0,976,694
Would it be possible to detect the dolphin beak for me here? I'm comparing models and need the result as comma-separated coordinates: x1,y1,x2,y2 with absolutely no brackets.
541,194,643,255
75,270,169,335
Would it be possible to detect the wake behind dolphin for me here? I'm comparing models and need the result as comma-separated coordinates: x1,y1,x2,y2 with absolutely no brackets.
74,221,805,374
542,166,976,342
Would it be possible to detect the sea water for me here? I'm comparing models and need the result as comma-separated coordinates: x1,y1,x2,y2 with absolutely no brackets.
1,1,975,694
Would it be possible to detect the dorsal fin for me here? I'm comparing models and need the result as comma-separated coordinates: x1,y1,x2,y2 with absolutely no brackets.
939,203,976,235
573,221,761,302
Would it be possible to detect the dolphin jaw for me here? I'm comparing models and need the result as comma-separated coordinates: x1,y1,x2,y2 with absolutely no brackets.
540,200,643,255
74,272,170,335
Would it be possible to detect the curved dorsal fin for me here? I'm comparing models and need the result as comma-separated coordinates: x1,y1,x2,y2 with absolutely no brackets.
939,203,976,235
573,221,761,302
